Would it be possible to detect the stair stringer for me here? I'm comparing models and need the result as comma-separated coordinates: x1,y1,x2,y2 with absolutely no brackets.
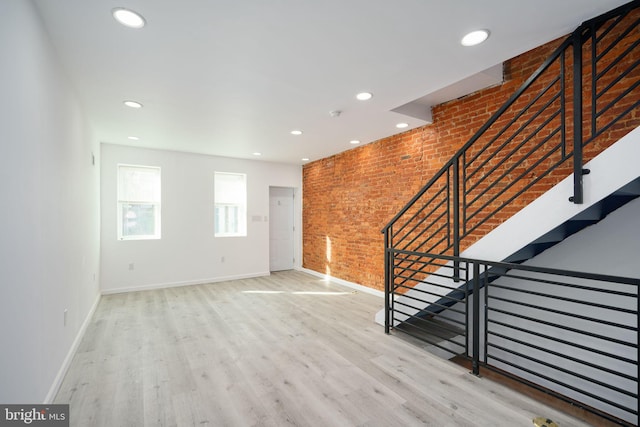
375,125,640,326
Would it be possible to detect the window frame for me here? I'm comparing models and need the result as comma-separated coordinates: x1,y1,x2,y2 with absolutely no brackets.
117,164,162,241
214,171,247,237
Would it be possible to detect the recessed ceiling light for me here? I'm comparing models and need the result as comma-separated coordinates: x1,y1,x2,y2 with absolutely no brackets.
253,152,262,156
461,29,490,47
302,158,310,162
112,8,146,29
291,130,303,136
356,92,373,101
350,140,361,144
127,136,140,140
396,122,409,129
123,100,143,108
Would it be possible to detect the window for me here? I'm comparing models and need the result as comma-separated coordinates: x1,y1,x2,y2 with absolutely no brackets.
117,165,161,240
214,172,246,237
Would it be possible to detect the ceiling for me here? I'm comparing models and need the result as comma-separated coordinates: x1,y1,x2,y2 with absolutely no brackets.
34,0,629,165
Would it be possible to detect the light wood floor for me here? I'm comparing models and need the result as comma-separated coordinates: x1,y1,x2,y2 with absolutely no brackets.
55,270,591,426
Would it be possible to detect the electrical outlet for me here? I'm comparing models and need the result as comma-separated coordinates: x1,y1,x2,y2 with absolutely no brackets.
129,263,134,270
221,256,225,263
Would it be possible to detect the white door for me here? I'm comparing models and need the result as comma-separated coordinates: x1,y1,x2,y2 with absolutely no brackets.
269,187,295,271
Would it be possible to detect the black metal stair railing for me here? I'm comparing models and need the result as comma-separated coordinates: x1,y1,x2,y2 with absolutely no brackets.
383,0,640,332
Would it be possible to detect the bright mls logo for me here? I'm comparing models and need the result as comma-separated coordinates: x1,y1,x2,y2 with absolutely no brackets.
0,405,68,426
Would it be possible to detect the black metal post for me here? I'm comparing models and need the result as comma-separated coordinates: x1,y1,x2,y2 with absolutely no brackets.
453,159,460,281
472,261,481,376
383,228,391,334
465,263,470,357
571,30,584,204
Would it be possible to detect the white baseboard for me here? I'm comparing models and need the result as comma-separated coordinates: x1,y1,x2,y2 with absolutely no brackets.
100,271,271,295
44,293,101,404
298,267,384,298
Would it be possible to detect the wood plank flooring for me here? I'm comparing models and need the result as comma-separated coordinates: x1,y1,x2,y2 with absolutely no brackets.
54,270,592,426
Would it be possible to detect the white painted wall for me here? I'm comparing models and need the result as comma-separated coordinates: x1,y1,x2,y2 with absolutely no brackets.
0,0,101,403
100,144,302,293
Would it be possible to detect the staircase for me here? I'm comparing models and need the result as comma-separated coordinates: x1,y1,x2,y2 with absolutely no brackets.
376,128,640,325
379,2,640,425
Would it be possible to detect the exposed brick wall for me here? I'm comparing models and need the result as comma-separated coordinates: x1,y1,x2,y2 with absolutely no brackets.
303,9,639,292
